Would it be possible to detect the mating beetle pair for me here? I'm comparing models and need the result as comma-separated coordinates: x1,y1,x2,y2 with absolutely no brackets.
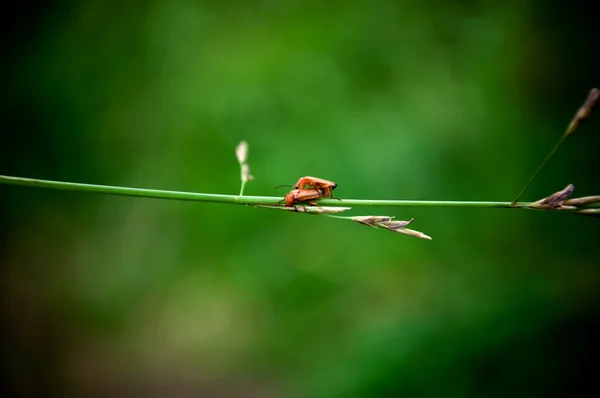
278,176,338,208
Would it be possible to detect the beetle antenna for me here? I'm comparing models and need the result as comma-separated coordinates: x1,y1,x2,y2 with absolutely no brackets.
274,184,293,189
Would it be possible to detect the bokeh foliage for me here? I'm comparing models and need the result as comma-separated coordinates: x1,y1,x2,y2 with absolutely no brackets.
2,1,599,397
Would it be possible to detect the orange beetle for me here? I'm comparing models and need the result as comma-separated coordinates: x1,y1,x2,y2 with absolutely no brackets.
281,188,324,208
293,176,338,199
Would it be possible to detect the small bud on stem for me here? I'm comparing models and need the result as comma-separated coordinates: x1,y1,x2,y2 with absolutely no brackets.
236,141,253,196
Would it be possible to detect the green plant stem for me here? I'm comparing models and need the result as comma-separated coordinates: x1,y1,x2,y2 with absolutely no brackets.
2,174,597,209
0,175,275,204
239,180,247,197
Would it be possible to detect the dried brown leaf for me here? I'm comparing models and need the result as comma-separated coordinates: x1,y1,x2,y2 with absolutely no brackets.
393,228,433,240
351,216,394,228
566,88,599,136
564,195,600,207
530,184,577,209
575,209,600,218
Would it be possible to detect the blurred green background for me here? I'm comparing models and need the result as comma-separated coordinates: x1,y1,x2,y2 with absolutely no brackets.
2,1,599,397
